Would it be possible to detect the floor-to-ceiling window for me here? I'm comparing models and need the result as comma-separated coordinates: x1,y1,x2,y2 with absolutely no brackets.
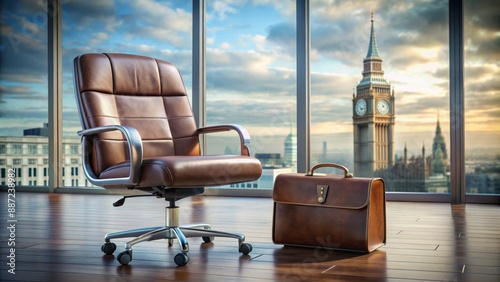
310,1,451,194
205,1,296,190
1,0,498,203
464,0,500,196
60,0,193,188
0,0,49,187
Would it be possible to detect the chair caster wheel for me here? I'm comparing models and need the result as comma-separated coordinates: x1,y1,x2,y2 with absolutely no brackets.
117,251,132,265
174,252,189,266
101,242,117,255
202,236,214,243
239,243,253,255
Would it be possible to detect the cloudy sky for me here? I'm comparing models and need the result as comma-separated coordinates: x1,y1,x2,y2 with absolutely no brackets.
0,0,499,160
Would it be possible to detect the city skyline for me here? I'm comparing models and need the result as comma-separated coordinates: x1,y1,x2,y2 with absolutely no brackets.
0,0,499,156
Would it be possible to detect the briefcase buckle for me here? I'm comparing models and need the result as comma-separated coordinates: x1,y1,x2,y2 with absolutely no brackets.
317,185,329,203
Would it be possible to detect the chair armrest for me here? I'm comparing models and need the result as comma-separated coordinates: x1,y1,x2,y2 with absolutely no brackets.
77,125,143,186
198,124,252,156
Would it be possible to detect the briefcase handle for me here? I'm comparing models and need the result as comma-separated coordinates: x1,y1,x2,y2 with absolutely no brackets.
306,163,353,178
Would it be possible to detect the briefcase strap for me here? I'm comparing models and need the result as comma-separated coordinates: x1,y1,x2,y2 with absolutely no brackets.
306,163,354,178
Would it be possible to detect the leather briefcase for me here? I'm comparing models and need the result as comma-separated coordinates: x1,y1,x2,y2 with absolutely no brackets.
272,163,386,252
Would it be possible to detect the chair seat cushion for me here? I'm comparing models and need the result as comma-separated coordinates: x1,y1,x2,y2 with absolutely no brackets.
99,155,262,188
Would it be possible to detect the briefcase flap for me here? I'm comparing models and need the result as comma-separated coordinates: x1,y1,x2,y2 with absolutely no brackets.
273,173,378,209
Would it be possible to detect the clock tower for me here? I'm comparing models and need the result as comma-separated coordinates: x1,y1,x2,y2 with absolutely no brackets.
353,12,395,177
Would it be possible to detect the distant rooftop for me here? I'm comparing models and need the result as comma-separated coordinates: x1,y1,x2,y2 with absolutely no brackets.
23,123,49,137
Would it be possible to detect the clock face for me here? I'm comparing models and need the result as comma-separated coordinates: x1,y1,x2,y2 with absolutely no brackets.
355,99,367,116
377,99,390,114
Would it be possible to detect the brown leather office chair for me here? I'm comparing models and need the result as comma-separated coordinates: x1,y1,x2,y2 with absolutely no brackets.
73,53,262,266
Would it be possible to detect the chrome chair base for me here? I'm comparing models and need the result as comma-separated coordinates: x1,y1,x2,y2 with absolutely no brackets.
101,206,252,266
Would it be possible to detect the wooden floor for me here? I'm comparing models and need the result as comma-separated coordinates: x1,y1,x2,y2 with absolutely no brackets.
0,192,499,282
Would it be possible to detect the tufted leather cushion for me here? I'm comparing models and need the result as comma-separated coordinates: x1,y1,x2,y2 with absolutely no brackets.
100,155,262,188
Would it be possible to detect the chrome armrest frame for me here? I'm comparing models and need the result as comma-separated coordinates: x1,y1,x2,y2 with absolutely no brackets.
198,124,252,156
77,125,143,186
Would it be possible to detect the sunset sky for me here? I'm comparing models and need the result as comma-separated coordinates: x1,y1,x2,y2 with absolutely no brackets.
1,0,498,159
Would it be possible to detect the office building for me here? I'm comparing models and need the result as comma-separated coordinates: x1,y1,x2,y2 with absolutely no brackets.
0,125,89,187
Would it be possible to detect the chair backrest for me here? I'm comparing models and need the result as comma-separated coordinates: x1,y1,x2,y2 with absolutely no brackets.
74,53,200,175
